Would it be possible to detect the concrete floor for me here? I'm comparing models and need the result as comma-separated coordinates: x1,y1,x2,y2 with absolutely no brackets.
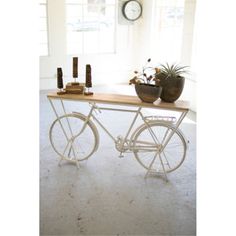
40,85,196,236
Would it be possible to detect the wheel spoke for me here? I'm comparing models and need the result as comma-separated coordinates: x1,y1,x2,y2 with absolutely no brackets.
160,127,171,145
133,122,186,173
161,152,171,169
164,142,184,149
63,140,71,156
50,113,98,162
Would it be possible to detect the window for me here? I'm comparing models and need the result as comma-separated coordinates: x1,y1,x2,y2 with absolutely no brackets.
66,0,116,54
39,0,49,56
151,0,185,62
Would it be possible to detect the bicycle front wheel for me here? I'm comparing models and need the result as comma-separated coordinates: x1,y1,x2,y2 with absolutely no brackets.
49,113,99,162
132,122,187,173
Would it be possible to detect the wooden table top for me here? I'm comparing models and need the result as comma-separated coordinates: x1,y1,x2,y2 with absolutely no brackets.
47,92,190,112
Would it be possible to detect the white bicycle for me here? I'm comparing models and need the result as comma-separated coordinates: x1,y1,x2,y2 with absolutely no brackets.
49,102,187,178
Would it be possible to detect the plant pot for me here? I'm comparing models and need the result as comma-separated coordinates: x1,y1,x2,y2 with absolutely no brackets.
160,76,185,103
135,83,162,103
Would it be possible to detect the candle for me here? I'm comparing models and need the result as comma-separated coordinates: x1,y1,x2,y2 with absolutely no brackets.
57,67,63,89
73,57,78,78
85,64,92,88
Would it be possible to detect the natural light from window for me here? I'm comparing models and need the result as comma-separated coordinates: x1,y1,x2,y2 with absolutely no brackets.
39,0,49,56
151,0,185,63
66,0,116,55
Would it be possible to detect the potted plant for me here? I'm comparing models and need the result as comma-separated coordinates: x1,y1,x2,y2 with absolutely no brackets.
129,59,162,103
155,63,189,103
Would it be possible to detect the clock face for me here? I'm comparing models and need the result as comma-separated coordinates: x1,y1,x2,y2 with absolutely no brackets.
123,0,142,21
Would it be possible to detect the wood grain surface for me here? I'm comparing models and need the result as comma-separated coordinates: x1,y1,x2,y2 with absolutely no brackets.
47,92,189,111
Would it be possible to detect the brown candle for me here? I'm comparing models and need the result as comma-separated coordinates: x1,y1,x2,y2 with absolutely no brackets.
73,57,78,78
85,64,92,88
57,67,63,89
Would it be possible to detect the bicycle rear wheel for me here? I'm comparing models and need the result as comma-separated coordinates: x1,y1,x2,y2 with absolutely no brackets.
49,113,99,162
132,122,187,173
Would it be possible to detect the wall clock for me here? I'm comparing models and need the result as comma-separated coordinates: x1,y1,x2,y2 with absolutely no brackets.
122,0,142,21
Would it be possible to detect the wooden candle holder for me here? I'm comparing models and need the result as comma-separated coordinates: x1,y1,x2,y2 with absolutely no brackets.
72,57,80,85
57,68,66,95
84,64,93,95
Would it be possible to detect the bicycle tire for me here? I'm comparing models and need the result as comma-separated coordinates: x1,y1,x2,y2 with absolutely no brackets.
132,121,187,173
49,113,99,162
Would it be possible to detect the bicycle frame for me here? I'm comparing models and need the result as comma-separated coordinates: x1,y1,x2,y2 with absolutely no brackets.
85,103,146,151
48,97,188,181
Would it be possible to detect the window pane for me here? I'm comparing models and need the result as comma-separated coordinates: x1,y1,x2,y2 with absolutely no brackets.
67,31,83,43
106,0,115,4
66,0,115,5
40,44,48,56
66,0,115,54
88,0,105,4
84,31,99,53
39,1,48,56
157,0,184,7
39,5,47,17
40,18,47,31
105,5,115,17
40,31,48,43
66,0,84,3
151,0,185,62
67,18,88,32
67,43,83,54
84,5,104,18
99,29,114,53
161,7,184,27
67,5,83,17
